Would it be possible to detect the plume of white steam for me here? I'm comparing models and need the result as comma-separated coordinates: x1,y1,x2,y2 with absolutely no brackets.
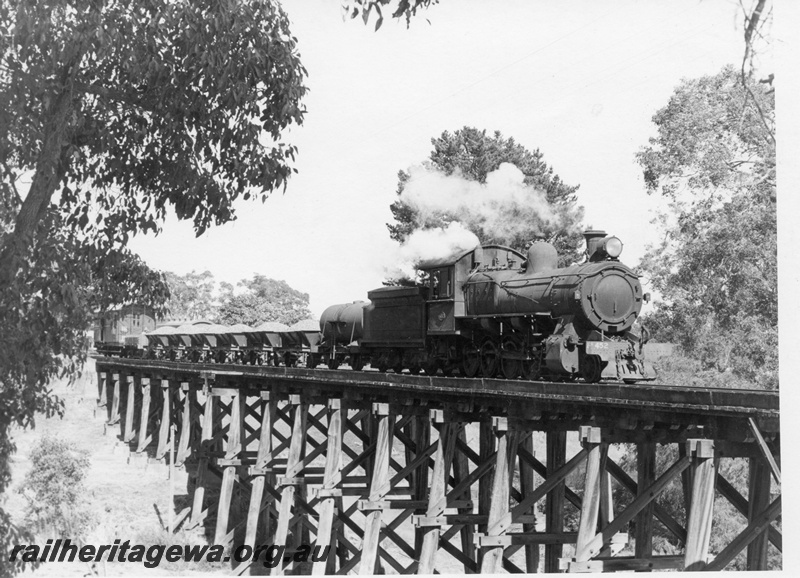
400,162,568,243
385,222,479,281
383,162,577,282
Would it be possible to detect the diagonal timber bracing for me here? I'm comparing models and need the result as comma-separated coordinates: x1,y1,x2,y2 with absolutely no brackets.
94,357,781,574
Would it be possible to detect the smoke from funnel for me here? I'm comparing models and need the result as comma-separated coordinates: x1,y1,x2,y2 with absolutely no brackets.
384,222,480,281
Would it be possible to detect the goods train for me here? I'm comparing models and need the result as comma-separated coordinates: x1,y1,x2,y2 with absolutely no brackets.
94,230,666,383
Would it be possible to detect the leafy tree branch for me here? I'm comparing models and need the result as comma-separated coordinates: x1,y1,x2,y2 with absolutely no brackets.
636,66,776,389
0,1,307,568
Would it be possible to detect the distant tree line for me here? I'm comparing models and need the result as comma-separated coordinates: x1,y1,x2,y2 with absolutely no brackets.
163,271,312,327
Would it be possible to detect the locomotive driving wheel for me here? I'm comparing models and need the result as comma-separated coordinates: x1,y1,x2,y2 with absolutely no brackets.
500,339,522,379
422,358,439,376
581,354,603,383
461,343,481,378
374,352,389,372
522,347,543,381
480,340,500,378
422,343,439,376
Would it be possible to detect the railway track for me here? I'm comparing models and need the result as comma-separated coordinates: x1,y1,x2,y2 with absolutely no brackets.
94,356,779,440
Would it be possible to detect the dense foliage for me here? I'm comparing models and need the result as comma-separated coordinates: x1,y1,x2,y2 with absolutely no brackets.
0,0,307,570
216,274,312,327
162,271,312,327
18,436,92,539
389,127,585,265
163,270,218,321
1,0,307,251
636,65,776,389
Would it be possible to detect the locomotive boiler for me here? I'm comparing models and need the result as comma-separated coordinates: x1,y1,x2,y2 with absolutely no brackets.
319,230,659,382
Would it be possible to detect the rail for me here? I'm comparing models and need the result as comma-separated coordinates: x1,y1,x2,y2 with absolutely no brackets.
93,356,779,438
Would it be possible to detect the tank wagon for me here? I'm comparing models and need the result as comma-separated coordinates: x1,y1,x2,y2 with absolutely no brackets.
316,302,368,370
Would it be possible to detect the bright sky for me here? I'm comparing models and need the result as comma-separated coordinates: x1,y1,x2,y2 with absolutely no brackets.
129,0,763,318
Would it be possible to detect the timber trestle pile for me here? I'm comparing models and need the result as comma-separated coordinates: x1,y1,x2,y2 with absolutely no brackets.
93,356,781,573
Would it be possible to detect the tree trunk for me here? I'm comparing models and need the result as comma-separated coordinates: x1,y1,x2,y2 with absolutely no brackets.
0,88,73,285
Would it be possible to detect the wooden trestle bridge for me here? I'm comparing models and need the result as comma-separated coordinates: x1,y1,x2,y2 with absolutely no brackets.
93,356,781,574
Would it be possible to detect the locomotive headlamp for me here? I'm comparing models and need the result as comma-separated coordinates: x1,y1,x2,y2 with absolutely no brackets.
603,237,623,259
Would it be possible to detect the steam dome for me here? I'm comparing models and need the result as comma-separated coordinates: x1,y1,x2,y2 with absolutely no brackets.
526,242,558,273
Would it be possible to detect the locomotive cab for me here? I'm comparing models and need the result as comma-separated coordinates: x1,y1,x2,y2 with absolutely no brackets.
417,245,483,335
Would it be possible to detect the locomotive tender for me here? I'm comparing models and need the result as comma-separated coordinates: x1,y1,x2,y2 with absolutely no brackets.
320,229,655,383
97,229,661,383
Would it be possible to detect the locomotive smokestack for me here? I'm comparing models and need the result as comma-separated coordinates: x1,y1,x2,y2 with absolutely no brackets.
584,229,607,261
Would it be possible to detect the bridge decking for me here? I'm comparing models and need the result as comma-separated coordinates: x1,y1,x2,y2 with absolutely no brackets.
95,356,779,438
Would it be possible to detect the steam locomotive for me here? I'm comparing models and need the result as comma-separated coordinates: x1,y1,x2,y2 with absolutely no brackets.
98,230,664,383
319,229,659,382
